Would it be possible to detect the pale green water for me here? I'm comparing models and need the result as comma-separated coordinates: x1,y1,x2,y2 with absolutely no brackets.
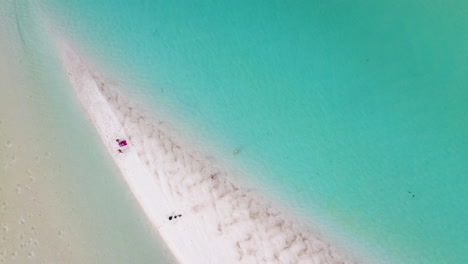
20,0,468,263
1,1,177,263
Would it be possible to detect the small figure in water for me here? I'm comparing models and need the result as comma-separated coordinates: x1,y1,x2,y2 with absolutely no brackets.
116,139,120,143
234,150,239,154
118,149,122,153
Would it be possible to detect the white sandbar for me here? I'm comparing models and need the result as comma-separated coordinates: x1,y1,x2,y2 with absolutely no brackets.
58,40,362,264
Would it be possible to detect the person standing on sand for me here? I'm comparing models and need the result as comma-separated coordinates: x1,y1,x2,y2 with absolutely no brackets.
116,139,122,153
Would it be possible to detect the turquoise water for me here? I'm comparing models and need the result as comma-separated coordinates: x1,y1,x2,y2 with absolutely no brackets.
36,0,468,263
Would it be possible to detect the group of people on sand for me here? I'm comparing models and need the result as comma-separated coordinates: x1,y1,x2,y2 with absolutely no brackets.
168,214,182,221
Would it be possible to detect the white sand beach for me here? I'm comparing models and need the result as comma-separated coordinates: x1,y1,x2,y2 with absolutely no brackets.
58,40,363,264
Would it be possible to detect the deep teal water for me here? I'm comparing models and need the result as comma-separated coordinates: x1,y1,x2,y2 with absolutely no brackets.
37,0,468,263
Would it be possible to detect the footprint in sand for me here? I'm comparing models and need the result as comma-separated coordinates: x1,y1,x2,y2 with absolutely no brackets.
28,237,36,246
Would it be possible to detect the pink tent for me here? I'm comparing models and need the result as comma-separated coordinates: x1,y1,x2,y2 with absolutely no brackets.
119,140,127,147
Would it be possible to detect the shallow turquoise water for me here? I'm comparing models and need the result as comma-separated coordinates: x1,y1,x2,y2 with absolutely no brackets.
36,0,468,263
